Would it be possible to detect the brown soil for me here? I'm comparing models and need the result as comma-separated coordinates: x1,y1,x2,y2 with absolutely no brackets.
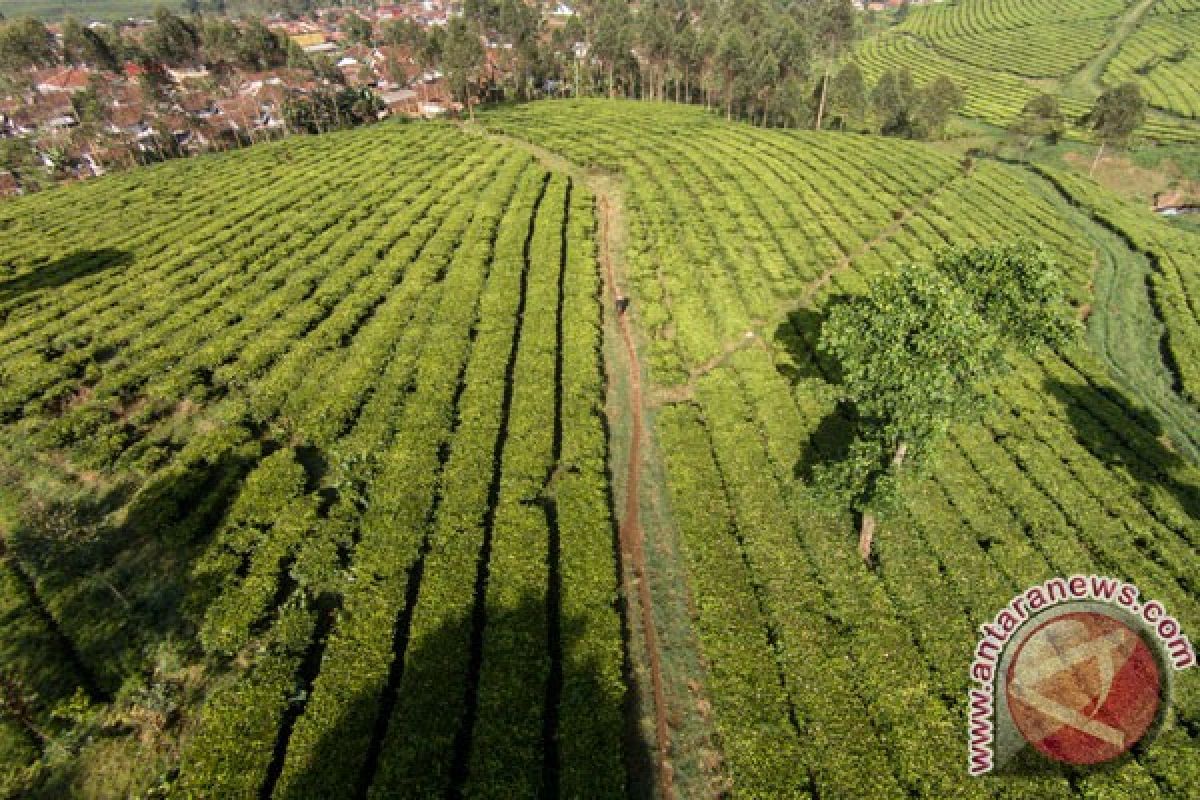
599,193,675,800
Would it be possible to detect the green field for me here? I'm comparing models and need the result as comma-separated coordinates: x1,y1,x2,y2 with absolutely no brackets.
0,1,254,21
0,123,624,798
1,100,1198,798
3,1,169,21
855,0,1200,143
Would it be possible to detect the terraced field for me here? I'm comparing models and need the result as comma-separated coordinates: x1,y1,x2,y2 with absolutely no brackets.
897,0,1126,79
1,101,1198,799
855,0,1200,143
1104,7,1200,119
486,100,1200,799
0,123,624,798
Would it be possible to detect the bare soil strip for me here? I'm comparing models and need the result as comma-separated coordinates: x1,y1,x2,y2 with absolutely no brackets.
598,192,675,800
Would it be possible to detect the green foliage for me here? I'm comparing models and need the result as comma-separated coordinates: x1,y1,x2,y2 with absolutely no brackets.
1087,82,1148,147
817,242,1076,513
443,16,485,113
283,86,383,134
0,16,56,71
870,66,917,135
912,74,964,139
934,241,1078,355
826,61,867,130
1011,93,1065,146
820,261,1004,460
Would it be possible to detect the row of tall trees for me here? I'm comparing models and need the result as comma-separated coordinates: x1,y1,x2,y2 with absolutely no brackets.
388,0,964,138
0,8,338,83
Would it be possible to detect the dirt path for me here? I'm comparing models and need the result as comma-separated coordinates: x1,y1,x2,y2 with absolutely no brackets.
478,128,677,798
598,192,675,799
1064,0,1158,99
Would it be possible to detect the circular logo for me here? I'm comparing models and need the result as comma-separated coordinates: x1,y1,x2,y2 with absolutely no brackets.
1005,611,1162,765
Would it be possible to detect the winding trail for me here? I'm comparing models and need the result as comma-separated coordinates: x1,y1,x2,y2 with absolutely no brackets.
478,128,677,798
1064,0,1158,99
598,192,675,800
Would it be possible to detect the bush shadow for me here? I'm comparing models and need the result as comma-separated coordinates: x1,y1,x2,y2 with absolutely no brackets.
1042,376,1200,523
773,305,859,484
6,436,265,699
0,249,133,305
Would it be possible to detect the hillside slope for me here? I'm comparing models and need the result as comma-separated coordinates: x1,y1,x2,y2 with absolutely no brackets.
0,102,1197,799
0,122,624,798
855,0,1200,142
487,99,1200,799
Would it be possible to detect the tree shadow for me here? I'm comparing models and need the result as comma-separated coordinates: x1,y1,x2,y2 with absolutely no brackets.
7,433,265,698
271,591,633,800
1042,377,1200,523
0,249,133,305
773,305,858,484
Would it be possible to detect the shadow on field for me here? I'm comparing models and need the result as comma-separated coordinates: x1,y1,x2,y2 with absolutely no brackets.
772,307,841,385
0,249,132,304
270,592,634,800
1043,378,1200,523
772,305,861,485
7,436,264,698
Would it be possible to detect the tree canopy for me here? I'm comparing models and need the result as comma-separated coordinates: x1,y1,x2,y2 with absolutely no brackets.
816,242,1076,559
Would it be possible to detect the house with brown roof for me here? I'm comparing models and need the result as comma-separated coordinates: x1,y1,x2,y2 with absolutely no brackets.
35,67,92,94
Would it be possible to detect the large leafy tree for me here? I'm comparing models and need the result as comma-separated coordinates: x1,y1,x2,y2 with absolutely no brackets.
1011,92,1065,152
143,7,200,66
443,17,485,121
816,242,1076,561
912,75,964,140
870,66,916,136
825,61,866,131
1085,82,1146,175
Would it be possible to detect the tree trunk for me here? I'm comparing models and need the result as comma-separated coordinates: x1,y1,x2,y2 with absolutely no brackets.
859,441,908,563
858,512,876,563
815,61,831,130
1089,142,1105,176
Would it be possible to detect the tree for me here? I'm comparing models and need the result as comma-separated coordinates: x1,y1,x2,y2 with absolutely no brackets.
61,16,88,65
870,66,916,136
716,25,748,120
1011,92,1064,152
0,136,46,193
0,16,58,72
825,61,866,130
912,74,964,140
1085,82,1146,175
811,0,857,130
815,242,1075,561
143,7,199,65
343,12,373,46
594,0,633,98
442,17,485,121
238,18,287,71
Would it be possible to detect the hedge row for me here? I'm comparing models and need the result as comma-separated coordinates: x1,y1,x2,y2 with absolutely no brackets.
270,152,532,799
364,166,551,799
